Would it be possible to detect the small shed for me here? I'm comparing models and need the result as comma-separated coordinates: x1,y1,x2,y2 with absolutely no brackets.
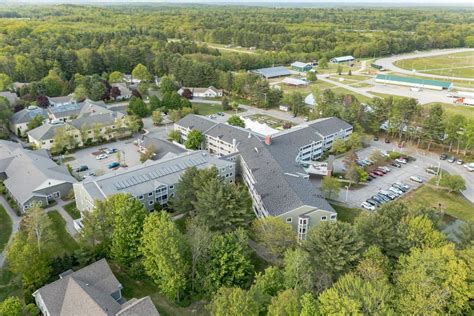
291,62,312,72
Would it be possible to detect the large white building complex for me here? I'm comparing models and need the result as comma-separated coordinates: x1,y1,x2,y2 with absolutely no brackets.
175,115,353,239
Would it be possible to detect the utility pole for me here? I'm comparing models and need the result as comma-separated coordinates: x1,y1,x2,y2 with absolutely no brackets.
436,162,442,186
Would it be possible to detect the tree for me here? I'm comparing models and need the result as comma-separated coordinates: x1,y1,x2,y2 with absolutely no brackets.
330,138,346,154
320,176,341,200
318,272,394,314
88,81,107,101
403,215,447,249
284,91,304,116
221,97,230,111
346,132,361,150
0,297,22,316
159,76,177,94
300,293,319,316
439,174,466,193
27,114,44,131
0,73,12,91
348,69,352,76
207,287,259,316
79,199,114,250
140,212,189,302
149,95,161,111
342,150,358,169
318,57,328,69
337,64,343,75
181,88,193,99
184,129,203,149
92,122,102,141
167,130,181,142
109,71,123,83
251,217,296,260
456,221,474,249
41,69,65,97
186,219,212,292
23,202,53,254
227,115,245,128
304,221,364,280
283,248,315,294
250,266,285,311
128,96,149,118
140,144,156,163
266,88,283,108
423,104,445,151
194,178,253,231
267,289,301,316
52,125,77,154
306,71,317,82
204,229,254,293
73,84,87,102
368,149,384,164
108,194,147,265
345,163,360,187
110,86,121,100
395,245,471,314
132,63,152,82
36,95,50,108
151,110,163,126
231,101,239,114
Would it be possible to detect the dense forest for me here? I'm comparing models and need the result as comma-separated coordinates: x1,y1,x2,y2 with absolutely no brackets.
0,5,472,85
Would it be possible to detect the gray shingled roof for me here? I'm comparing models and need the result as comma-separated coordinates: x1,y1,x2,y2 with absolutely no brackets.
27,123,65,141
34,259,122,316
48,95,75,105
0,91,18,105
10,107,48,124
308,117,353,137
141,136,186,160
175,114,217,133
79,150,233,201
49,102,84,119
116,297,159,316
70,112,118,130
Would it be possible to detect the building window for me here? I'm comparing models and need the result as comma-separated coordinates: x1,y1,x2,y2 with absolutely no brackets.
330,214,337,220
169,185,174,189
286,217,292,223
148,192,153,197
149,200,154,205
138,195,144,200
321,216,327,221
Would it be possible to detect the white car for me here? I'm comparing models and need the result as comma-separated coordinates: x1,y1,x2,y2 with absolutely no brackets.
96,154,108,160
361,202,376,211
395,158,407,164
410,176,423,183
378,166,391,173
389,186,403,196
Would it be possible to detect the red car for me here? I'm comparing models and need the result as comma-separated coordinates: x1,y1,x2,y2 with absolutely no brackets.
369,172,379,177
373,170,385,176
376,168,387,174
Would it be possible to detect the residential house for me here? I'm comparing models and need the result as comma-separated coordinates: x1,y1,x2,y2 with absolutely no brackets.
0,140,76,212
175,115,353,239
48,94,76,107
33,259,159,316
123,74,141,85
291,61,312,72
74,150,235,214
178,86,223,98
10,106,49,136
111,83,132,100
0,91,19,106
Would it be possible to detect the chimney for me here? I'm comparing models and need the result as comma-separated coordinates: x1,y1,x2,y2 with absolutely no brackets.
264,135,272,145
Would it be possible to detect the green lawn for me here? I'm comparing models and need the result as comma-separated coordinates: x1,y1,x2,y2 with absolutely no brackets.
191,102,223,115
0,268,22,302
423,102,474,118
0,205,12,253
330,203,363,223
63,201,81,220
402,185,474,222
110,261,208,316
394,51,474,79
330,87,372,103
47,211,78,255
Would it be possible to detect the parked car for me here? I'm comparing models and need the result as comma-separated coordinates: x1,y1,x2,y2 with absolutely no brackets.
395,182,410,191
391,162,402,168
379,190,396,200
426,167,439,175
104,148,118,154
217,112,225,116
75,165,88,172
384,138,391,143
369,172,378,178
374,194,390,203
373,136,379,141
373,170,385,176
465,163,474,172
376,167,387,174
378,166,391,173
392,183,408,192
456,159,464,165
361,202,376,211
372,195,386,204
107,161,120,169
389,186,403,196
395,158,407,164
410,176,423,183
440,153,448,160
366,199,380,207
96,154,108,160
447,156,455,163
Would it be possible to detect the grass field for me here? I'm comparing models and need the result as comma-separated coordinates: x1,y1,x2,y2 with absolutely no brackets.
402,185,474,222
394,51,474,79
0,205,12,253
191,102,223,115
47,211,78,255
63,201,81,219
330,87,372,103
330,203,363,223
0,268,21,302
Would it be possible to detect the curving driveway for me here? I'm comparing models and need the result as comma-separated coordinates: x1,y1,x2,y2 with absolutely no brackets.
375,48,474,82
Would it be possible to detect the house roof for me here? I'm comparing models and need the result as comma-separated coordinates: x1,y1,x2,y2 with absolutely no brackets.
330,55,355,62
79,150,233,201
175,114,217,133
3,147,76,204
112,83,132,96
0,91,18,105
10,106,48,125
375,74,452,89
34,259,139,316
307,117,353,137
27,123,67,141
116,297,159,316
252,66,292,78
140,136,186,160
179,86,222,95
70,112,120,130
49,102,84,119
291,61,311,68
48,95,75,105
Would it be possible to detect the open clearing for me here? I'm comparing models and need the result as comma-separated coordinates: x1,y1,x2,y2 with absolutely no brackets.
394,51,474,79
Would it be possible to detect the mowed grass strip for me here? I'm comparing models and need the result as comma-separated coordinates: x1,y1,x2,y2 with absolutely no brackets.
47,211,78,255
0,205,12,253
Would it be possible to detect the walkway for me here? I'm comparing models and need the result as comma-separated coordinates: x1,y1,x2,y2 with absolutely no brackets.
47,200,78,239
0,196,21,267
375,48,474,82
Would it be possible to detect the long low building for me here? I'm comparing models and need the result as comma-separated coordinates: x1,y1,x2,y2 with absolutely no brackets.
330,55,355,63
252,66,292,79
175,115,353,240
0,140,76,211
74,150,235,214
375,74,452,91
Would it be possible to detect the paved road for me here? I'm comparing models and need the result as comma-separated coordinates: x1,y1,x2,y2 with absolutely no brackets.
0,196,20,267
375,48,474,82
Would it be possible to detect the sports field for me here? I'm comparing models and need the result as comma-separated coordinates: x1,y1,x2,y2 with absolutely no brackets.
394,51,474,78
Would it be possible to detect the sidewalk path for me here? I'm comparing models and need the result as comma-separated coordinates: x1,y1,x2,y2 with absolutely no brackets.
46,200,78,239
0,196,21,267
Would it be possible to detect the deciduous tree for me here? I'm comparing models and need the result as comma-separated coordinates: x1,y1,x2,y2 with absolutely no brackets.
184,129,203,150
251,217,296,260
207,287,259,316
320,176,341,200
227,115,245,128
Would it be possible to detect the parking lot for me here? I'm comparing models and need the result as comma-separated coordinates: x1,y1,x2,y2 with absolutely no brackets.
68,138,142,178
334,145,435,208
